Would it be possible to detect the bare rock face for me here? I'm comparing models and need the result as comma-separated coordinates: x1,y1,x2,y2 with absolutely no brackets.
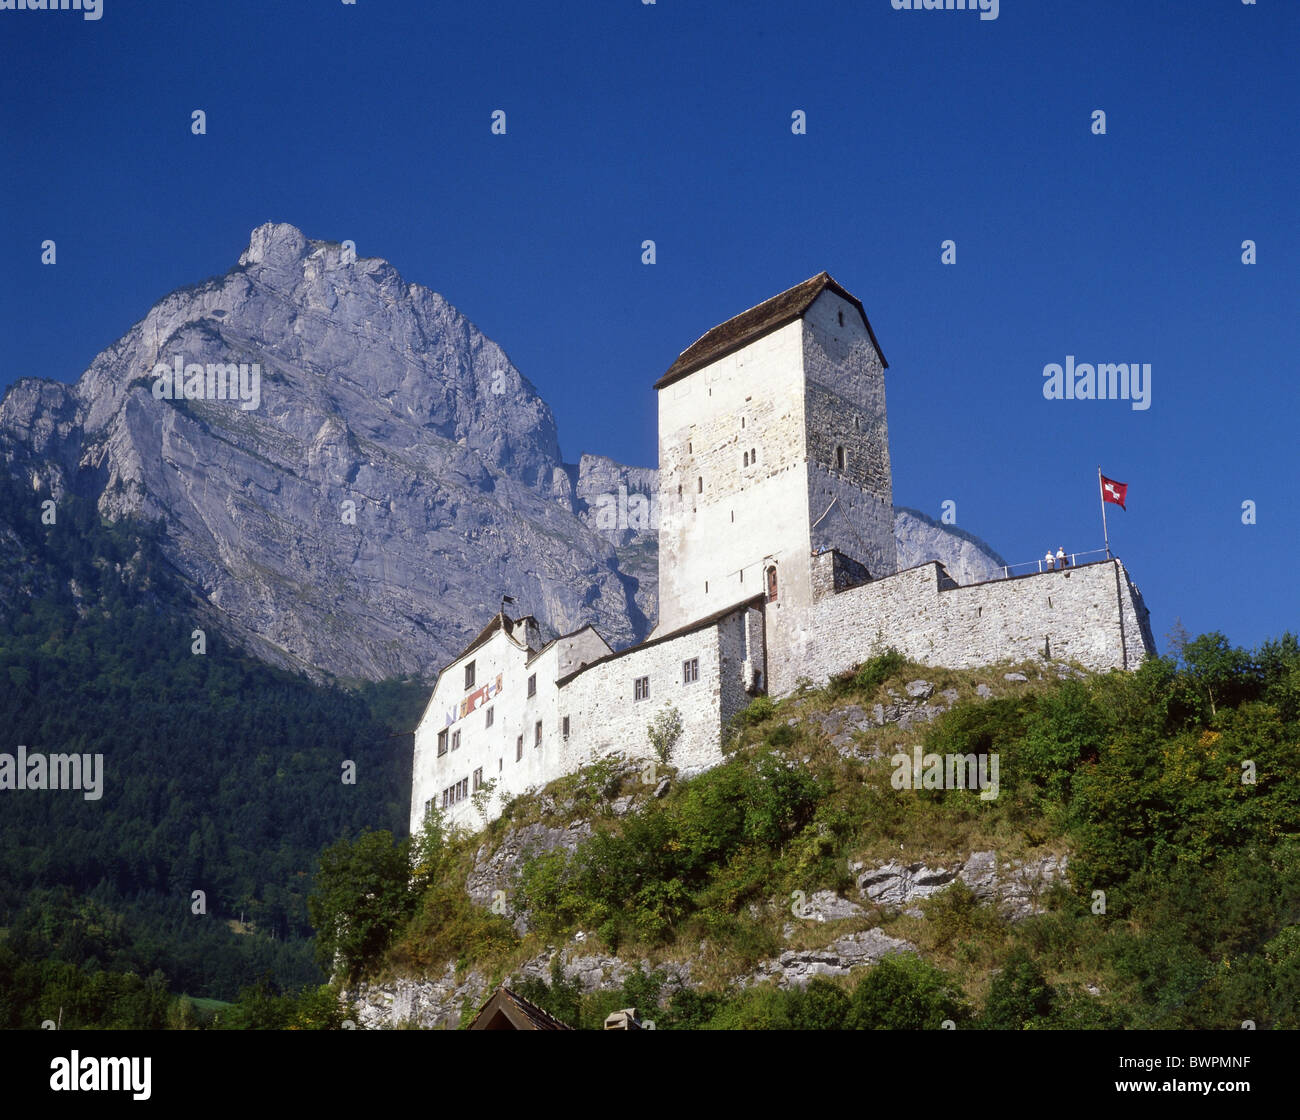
854,850,1068,921
571,453,659,635
893,506,1008,585
745,928,916,989
0,223,646,680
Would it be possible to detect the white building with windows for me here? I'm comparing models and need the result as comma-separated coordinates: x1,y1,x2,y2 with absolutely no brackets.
410,273,1154,833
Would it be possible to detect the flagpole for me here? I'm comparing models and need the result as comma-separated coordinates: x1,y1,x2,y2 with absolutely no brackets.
1098,465,1111,559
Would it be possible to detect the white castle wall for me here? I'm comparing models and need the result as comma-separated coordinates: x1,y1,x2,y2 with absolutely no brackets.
657,319,812,633
411,603,765,834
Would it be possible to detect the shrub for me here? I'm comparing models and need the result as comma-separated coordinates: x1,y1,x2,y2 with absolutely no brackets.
980,949,1054,1029
846,954,971,1029
790,976,850,1030
828,649,906,699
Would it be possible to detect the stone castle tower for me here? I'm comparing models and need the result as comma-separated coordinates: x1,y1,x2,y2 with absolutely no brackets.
655,273,898,637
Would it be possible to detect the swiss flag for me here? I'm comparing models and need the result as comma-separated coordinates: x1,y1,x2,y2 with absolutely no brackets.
1101,474,1128,510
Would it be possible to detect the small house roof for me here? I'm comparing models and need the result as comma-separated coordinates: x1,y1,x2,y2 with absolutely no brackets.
467,985,573,1031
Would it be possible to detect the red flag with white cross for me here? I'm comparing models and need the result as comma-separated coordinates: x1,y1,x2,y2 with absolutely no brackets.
1100,474,1128,510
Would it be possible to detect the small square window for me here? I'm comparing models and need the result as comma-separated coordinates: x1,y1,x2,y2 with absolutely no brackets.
527,674,536,698
464,661,476,690
683,658,699,684
634,676,650,701
437,729,448,756
485,706,494,728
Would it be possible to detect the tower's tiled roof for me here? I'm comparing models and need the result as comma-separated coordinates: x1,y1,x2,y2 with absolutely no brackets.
654,272,886,391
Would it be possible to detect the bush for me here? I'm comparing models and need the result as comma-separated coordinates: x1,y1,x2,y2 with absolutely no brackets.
980,949,1054,1029
790,976,851,1030
828,649,906,699
846,954,971,1029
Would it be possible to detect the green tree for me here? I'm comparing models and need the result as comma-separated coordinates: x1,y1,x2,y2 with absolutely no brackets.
1182,632,1255,719
648,705,684,767
307,829,412,981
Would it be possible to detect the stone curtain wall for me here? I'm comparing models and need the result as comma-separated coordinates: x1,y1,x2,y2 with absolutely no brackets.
558,613,745,776
767,559,1153,697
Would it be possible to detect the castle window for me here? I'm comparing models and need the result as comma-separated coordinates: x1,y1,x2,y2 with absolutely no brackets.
766,566,778,602
527,673,536,697
485,706,494,729
464,661,475,690
535,720,542,747
451,729,461,751
743,452,749,467
437,729,448,756
516,734,523,761
697,477,703,493
634,676,650,701
562,715,570,739
853,416,860,431
751,447,756,464
835,445,846,470
683,658,699,684
705,580,709,594
459,778,468,801
473,767,483,792
741,417,745,429
838,309,844,327
688,441,693,453
731,511,735,523
499,757,503,772
677,484,682,499
424,798,434,820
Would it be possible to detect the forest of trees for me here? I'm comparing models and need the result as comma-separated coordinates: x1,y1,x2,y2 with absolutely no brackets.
0,474,424,1027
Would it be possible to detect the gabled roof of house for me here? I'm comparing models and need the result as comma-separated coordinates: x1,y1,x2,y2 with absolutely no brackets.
467,985,573,1031
525,623,610,667
653,271,887,391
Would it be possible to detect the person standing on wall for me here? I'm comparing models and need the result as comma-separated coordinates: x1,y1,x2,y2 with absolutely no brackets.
1056,546,1067,570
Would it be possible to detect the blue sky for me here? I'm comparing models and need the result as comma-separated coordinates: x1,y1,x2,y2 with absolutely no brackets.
2,0,1296,656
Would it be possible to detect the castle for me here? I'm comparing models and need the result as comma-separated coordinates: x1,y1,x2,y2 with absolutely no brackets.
409,273,1155,833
